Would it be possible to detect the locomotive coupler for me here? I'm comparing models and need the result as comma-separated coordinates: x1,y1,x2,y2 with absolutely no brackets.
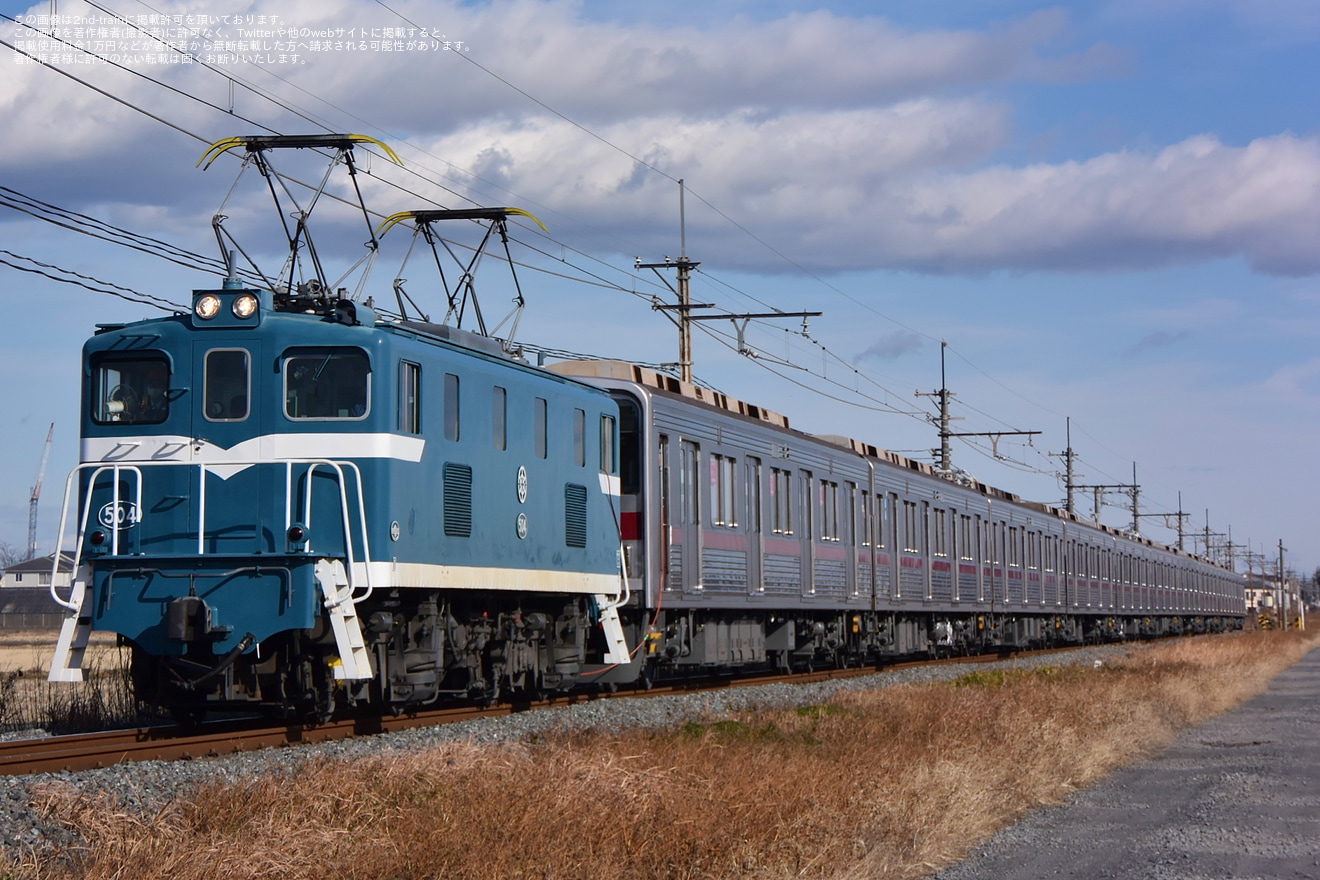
166,596,233,642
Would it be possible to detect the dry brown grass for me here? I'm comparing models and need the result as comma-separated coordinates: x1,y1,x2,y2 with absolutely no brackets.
0,632,140,736
12,629,1318,880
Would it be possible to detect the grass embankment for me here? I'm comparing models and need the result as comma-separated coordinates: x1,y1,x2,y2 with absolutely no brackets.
14,629,1319,880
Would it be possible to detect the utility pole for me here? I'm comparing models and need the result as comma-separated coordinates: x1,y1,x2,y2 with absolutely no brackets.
1127,467,1189,548
1062,441,1135,526
1243,547,1265,623
917,342,1039,478
639,179,818,383
1130,462,1140,534
637,180,705,384
1221,526,1247,573
1049,418,1078,514
916,341,957,474
1074,481,1133,525
1195,510,1228,564
1278,539,1288,631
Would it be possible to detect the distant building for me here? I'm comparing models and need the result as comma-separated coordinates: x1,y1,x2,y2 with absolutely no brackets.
1245,572,1303,627
0,552,74,589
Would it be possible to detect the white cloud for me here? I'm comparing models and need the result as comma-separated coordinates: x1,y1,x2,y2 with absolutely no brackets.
401,121,1320,277
1261,357,1320,405
855,330,928,362
1,1,1317,281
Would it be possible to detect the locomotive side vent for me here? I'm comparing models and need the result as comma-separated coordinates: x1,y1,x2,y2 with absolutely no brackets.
564,483,588,548
443,463,473,537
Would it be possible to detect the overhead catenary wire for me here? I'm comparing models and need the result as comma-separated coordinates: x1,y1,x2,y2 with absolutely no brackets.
16,2,686,321
0,249,184,310
5,7,1200,541
0,39,1119,497
70,0,664,294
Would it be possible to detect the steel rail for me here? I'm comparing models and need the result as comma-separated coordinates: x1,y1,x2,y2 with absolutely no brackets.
0,643,1095,777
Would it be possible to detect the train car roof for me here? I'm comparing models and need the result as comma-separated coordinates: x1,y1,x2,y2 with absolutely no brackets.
548,358,791,427
551,359,1223,568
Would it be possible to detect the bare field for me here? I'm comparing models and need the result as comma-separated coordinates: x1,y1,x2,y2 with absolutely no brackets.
0,631,119,676
0,632,135,737
12,629,1319,880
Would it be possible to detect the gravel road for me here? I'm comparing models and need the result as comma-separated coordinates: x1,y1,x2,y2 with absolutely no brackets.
933,645,1320,880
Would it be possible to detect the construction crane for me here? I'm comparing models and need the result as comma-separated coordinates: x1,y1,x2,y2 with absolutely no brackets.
26,422,53,562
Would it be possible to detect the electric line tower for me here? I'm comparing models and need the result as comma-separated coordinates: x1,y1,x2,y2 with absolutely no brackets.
917,341,1039,478
638,179,818,383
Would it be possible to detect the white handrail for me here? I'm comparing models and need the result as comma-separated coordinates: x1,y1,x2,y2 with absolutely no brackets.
47,457,373,612
304,460,374,604
50,464,142,611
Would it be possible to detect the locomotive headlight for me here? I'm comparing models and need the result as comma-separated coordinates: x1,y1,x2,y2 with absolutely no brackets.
231,293,258,319
194,294,221,319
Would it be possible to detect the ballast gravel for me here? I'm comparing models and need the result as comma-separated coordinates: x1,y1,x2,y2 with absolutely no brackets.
0,644,1131,856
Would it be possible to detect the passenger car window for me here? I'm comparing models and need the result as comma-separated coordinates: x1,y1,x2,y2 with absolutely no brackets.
204,349,249,422
91,355,170,425
284,348,370,420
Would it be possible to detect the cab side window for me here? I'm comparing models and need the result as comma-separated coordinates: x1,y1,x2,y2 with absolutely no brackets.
284,348,370,420
91,354,170,425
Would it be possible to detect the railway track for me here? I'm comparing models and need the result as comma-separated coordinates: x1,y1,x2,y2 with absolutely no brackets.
0,645,1082,776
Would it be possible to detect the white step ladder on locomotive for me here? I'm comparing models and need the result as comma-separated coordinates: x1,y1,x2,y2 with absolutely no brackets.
49,564,93,682
314,558,373,680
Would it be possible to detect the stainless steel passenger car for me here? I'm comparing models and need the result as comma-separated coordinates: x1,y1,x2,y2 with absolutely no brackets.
552,360,1245,681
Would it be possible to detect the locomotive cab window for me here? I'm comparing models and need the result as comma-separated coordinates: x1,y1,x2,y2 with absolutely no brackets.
284,348,370,420
92,354,171,424
204,349,249,422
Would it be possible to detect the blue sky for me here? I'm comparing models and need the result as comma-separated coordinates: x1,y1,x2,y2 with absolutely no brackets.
0,0,1316,576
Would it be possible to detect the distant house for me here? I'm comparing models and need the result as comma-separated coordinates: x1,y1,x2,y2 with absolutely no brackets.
0,554,74,629
0,552,74,590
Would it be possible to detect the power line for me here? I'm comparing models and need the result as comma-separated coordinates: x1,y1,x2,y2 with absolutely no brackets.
0,249,184,310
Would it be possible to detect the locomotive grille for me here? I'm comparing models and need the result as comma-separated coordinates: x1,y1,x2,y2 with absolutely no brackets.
565,483,587,548
443,463,473,537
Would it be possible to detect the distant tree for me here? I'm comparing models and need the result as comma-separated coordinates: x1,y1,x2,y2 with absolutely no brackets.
0,541,21,569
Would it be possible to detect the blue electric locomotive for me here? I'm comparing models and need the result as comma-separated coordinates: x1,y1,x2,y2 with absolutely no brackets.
48,281,631,718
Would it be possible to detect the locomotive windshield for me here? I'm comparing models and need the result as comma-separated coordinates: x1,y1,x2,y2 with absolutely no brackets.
284,347,370,420
204,348,250,422
91,355,170,425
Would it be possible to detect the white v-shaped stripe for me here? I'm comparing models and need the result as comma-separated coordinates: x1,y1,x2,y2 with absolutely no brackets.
81,433,425,479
